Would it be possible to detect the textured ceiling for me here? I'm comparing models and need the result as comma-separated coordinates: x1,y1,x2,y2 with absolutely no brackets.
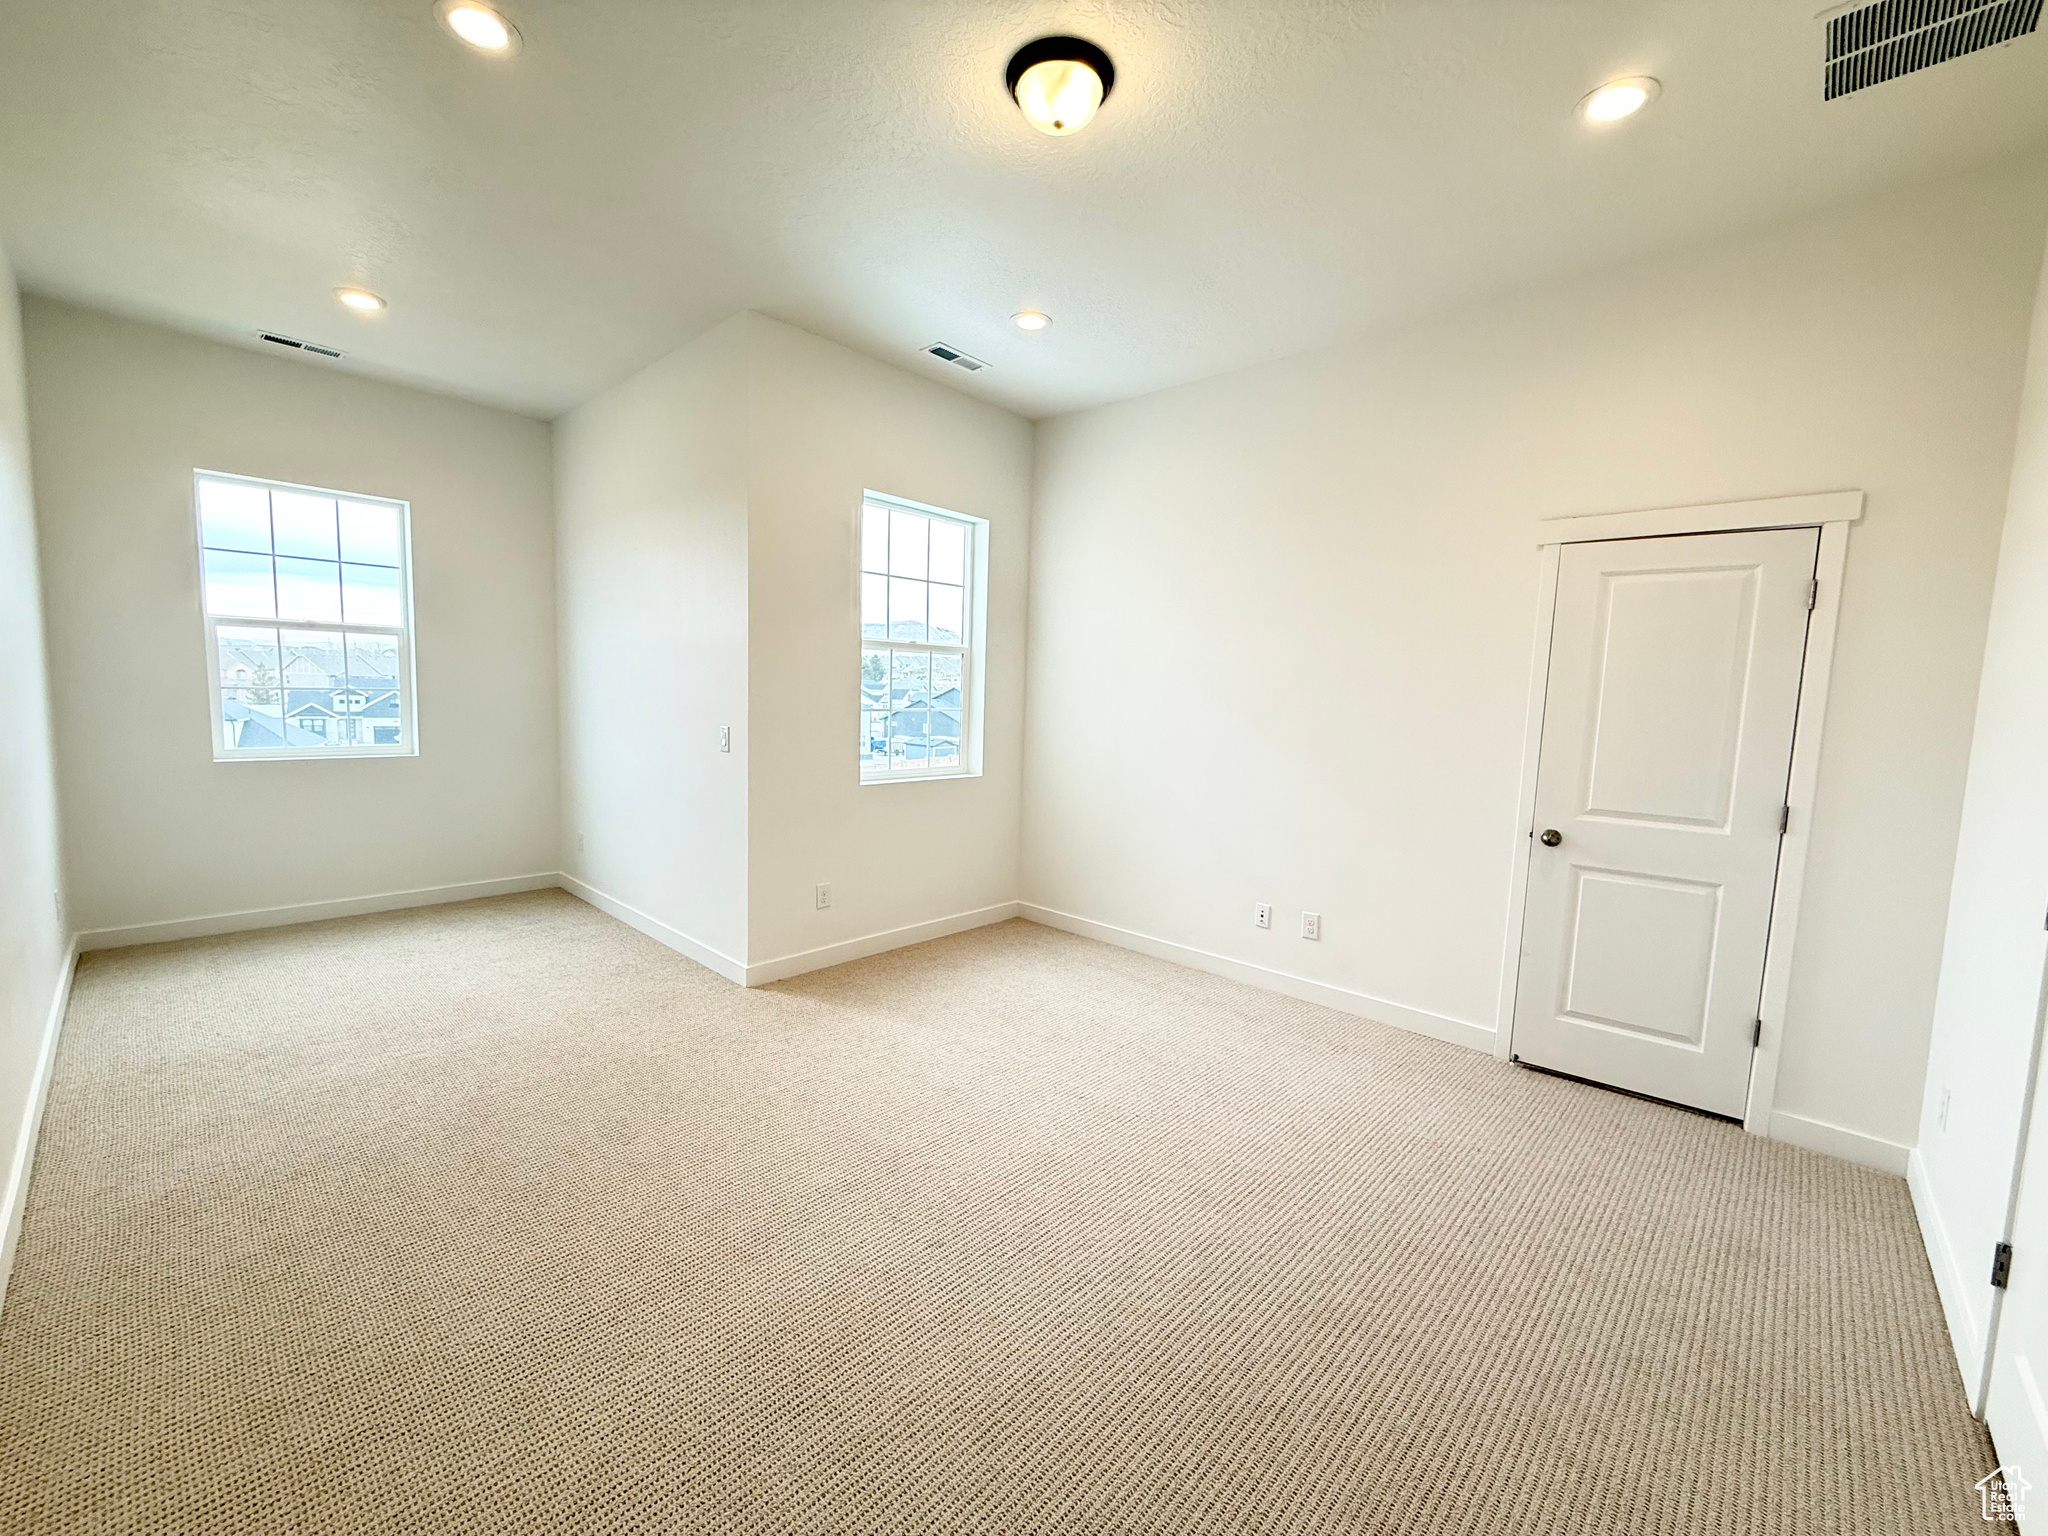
0,1,2043,420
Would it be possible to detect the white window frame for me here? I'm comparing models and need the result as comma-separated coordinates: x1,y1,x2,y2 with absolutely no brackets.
858,491,987,785
193,469,420,763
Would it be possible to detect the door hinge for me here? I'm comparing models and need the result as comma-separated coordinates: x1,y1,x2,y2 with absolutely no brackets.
1779,805,1791,835
1752,1017,1763,1048
1992,1242,2014,1289
1808,578,1819,612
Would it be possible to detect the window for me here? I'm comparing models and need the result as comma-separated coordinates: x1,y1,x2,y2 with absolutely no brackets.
194,471,416,760
859,493,981,781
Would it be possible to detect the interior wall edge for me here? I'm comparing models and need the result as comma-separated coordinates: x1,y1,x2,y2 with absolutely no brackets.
0,938,77,1322
74,873,561,953
1019,902,1495,1055
557,875,749,986
1910,1147,1991,1408
738,312,1032,964
743,902,1024,987
1765,1110,1910,1176
552,310,752,967
1905,174,2048,1424
0,239,72,1333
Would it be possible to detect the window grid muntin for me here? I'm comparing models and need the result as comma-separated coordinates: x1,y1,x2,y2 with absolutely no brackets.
859,495,975,780
195,471,416,760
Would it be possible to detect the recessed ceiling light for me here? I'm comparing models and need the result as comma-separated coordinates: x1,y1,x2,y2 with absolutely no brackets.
436,0,520,54
1578,76,1660,124
335,287,387,313
1012,311,1051,332
1006,37,1115,136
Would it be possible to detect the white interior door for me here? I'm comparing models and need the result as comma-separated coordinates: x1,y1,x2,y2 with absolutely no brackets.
1512,527,1820,1118
1985,1047,2048,1528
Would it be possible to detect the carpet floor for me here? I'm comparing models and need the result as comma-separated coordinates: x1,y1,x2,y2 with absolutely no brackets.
0,890,1997,1533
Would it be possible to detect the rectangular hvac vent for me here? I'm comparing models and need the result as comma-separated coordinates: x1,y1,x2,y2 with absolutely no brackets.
924,342,989,373
258,331,346,360
1824,0,2041,99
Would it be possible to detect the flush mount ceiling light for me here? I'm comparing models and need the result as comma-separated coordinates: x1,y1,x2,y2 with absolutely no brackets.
335,287,387,313
1012,310,1051,332
1006,36,1115,136
1578,76,1660,124
435,0,520,54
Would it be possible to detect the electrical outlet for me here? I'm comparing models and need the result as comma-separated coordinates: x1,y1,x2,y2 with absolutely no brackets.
1938,1086,1952,1134
719,725,731,753
816,882,832,910
1254,903,1272,930
1302,912,1321,941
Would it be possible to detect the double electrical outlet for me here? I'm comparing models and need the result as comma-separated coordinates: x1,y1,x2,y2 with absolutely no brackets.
1255,903,1320,940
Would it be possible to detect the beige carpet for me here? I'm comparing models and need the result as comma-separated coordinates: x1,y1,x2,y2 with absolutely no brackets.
0,890,1996,1533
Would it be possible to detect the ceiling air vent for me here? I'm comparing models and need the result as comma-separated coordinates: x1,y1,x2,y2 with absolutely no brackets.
258,330,346,360
923,342,989,373
1824,0,2041,99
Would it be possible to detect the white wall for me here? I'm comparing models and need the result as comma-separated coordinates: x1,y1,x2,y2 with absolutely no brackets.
555,314,751,973
556,312,1031,977
745,315,1032,971
0,251,69,1303
1023,151,2048,1161
25,299,560,937
1915,191,2048,1403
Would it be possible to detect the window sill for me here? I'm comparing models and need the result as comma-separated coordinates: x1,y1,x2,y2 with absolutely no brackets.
859,769,980,786
214,748,418,763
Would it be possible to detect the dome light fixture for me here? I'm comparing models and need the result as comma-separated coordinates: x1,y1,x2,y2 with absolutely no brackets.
1012,310,1051,332
1578,76,1660,125
335,287,387,313
436,0,520,55
1006,36,1115,137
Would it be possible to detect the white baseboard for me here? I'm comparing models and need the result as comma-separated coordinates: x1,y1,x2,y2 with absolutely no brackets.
75,872,563,951
556,875,748,985
1018,903,1494,1054
0,939,78,1319
745,903,1023,986
1909,1147,1991,1411
1768,1109,1911,1176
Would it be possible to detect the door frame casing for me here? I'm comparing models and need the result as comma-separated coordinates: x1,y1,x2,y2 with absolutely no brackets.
1492,491,1863,1140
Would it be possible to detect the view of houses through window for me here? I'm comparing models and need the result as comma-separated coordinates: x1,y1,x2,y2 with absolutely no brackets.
196,473,414,757
860,497,974,779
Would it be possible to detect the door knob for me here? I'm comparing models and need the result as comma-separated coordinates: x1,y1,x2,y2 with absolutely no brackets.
1539,829,1562,847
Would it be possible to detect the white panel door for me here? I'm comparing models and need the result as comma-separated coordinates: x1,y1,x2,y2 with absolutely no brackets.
1513,527,1819,1117
1986,1057,2048,1529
